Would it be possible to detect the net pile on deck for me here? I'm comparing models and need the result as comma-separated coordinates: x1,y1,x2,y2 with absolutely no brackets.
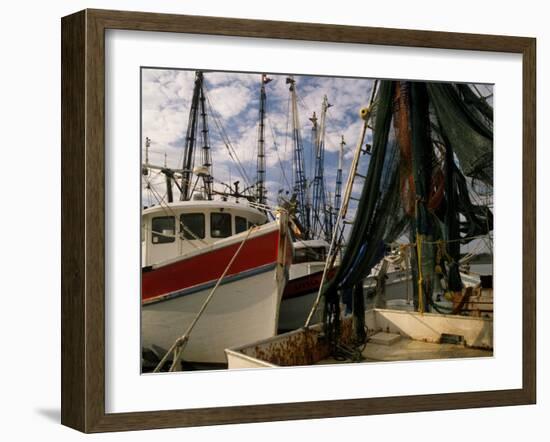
322,80,493,350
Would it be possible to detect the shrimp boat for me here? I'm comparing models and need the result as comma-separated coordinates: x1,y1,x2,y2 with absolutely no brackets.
141,71,292,366
141,200,292,364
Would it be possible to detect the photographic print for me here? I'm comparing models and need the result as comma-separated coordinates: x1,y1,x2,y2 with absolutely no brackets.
140,68,494,373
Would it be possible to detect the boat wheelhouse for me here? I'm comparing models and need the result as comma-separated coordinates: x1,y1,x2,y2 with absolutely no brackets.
142,200,267,267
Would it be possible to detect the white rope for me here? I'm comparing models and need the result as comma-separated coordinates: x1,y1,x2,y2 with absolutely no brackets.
266,115,291,191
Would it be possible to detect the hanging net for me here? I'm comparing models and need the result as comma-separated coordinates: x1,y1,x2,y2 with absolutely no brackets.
321,79,494,353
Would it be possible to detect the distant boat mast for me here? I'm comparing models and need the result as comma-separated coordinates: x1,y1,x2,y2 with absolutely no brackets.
334,135,345,230
286,76,310,239
180,71,213,201
256,74,271,205
311,95,332,241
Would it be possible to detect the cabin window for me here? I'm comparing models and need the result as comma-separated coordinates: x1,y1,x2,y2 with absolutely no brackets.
151,216,175,244
180,213,205,239
211,212,232,238
235,216,248,234
294,248,308,263
313,247,327,262
294,247,326,263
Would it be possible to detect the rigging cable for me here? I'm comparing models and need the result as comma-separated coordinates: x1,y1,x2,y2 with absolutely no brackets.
202,82,253,191
266,114,292,192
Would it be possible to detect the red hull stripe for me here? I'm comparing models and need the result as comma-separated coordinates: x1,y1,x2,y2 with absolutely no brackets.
282,269,336,300
142,229,280,302
143,262,277,306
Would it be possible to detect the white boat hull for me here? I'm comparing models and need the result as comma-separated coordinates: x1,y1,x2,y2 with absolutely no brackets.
142,263,283,364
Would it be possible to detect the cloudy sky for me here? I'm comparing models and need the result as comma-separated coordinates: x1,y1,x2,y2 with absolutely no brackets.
141,68,492,227
141,68,376,209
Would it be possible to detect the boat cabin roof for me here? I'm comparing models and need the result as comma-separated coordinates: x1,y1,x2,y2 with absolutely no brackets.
293,239,330,250
143,199,266,221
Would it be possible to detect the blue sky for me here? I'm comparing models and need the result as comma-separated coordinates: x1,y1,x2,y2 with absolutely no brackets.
141,68,376,209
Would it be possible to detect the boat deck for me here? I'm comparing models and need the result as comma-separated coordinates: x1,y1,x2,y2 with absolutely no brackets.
315,333,492,366
226,309,493,369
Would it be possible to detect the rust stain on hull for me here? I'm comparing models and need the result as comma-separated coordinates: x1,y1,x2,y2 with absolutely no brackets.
243,319,356,366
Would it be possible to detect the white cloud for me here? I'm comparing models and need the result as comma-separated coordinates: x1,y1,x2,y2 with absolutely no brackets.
207,84,253,120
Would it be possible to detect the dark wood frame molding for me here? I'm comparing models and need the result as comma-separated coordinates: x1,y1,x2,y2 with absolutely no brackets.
61,9,536,433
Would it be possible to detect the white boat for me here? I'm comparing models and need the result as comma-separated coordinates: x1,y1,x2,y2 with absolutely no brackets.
363,265,485,313
278,239,331,331
278,245,489,332
141,200,292,365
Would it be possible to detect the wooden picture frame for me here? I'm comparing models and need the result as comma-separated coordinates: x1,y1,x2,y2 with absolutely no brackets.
61,9,536,433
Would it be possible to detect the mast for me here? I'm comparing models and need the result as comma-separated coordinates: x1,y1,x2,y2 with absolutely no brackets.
312,95,331,240
256,74,271,205
309,111,318,231
163,151,174,203
198,74,213,200
334,135,345,216
326,196,334,241
180,71,214,201
286,76,310,238
144,137,151,167
180,72,202,200
165,171,174,203
304,99,373,327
